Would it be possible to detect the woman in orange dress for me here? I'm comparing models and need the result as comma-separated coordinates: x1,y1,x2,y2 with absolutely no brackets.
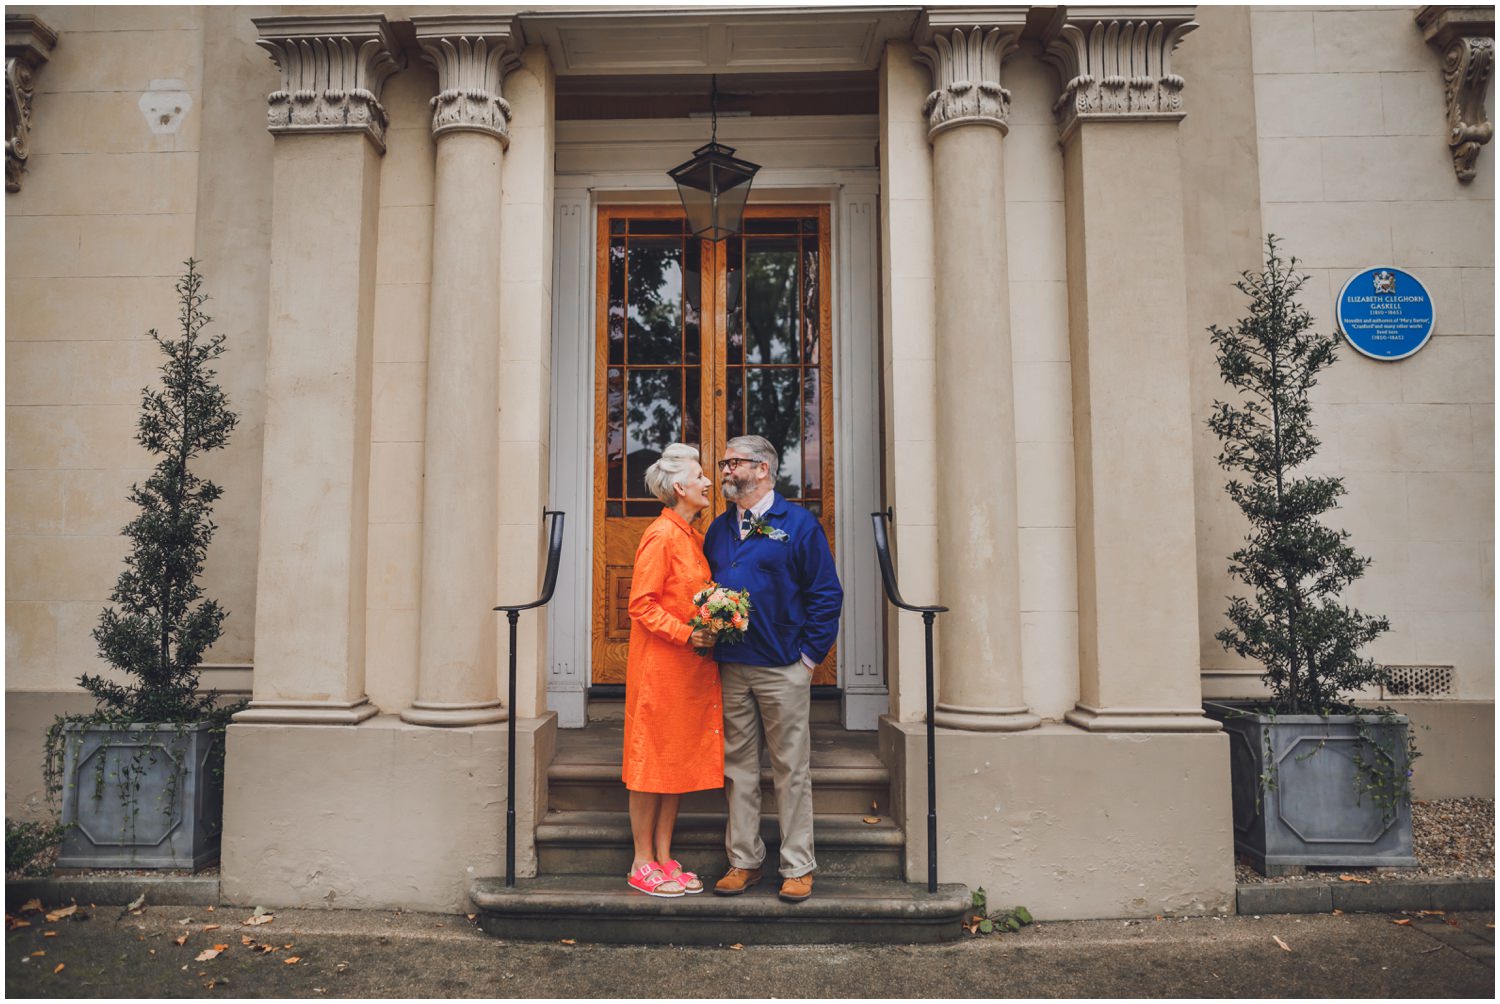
622,443,723,897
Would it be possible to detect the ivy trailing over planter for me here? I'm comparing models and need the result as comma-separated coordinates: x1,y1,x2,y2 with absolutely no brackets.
41,260,245,868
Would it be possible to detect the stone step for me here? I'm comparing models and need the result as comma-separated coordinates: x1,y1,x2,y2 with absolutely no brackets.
586,695,842,724
535,811,904,878
470,875,970,945
546,763,891,814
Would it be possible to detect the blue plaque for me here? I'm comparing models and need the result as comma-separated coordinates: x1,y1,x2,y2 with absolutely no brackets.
1335,268,1435,361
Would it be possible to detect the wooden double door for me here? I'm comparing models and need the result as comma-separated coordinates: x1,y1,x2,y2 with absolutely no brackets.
591,205,837,686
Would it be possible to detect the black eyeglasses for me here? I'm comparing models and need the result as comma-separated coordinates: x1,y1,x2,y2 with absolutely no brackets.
717,458,761,472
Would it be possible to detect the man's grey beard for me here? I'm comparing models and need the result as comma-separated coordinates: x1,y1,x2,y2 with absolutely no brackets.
721,479,743,500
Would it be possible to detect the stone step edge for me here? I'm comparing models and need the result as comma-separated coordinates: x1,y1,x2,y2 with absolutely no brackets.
6,875,220,910
548,763,889,785
537,811,904,848
1236,878,1494,916
471,875,969,922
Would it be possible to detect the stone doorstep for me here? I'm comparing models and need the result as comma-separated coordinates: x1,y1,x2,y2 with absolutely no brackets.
1237,878,1495,917
6,874,220,911
469,874,972,945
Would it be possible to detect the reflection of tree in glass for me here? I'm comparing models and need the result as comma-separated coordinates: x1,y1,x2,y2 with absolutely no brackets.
626,368,681,498
744,244,798,364
746,369,802,499
628,242,683,364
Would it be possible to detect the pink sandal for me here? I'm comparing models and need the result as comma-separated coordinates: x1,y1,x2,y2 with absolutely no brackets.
627,861,685,898
662,859,703,894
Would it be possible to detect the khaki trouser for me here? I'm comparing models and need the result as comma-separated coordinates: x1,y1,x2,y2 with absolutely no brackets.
720,660,816,877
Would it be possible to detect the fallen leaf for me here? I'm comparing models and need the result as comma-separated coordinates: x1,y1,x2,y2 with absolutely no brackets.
244,914,273,926
560,939,576,945
466,914,476,922
195,947,224,961
241,936,254,946
53,963,64,975
125,893,146,913
729,943,743,950
204,979,217,990
1331,909,1343,916
203,924,221,932
149,949,155,955
175,934,189,946
44,905,77,922
21,899,43,914
8,917,31,929
1418,910,1445,917
207,906,215,912
336,963,349,973
284,956,301,965
1337,874,1372,885
43,931,57,937
861,816,880,824
871,800,879,812
1272,935,1291,952
29,951,45,958
1392,919,1412,926
253,905,270,917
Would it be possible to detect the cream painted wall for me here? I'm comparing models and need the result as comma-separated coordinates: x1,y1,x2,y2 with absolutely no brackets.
1005,51,1081,722
6,6,210,694
364,62,437,715
1230,6,1496,702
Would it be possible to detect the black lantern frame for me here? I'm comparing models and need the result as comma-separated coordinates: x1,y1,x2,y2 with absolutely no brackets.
668,76,760,241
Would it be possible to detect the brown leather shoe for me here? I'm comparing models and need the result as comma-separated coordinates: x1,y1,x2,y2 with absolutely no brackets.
713,866,762,896
779,873,814,902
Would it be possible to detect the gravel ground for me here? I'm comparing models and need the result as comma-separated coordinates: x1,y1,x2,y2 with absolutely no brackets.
1235,797,1495,884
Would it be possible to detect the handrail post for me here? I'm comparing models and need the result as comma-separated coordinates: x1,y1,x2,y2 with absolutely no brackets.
494,509,566,889
870,511,947,894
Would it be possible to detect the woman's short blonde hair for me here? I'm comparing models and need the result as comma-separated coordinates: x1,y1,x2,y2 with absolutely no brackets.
644,443,701,505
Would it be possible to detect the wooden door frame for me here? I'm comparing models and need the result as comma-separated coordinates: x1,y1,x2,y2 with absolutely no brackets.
588,204,836,687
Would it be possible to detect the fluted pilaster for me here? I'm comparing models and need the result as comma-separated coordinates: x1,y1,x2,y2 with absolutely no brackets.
1417,5,1496,183
1040,7,1197,141
5,15,57,193
254,15,403,153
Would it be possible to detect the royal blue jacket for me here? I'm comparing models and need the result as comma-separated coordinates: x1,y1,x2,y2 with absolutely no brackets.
703,494,844,668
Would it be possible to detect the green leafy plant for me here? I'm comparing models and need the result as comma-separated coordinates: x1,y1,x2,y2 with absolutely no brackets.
1207,236,1391,715
967,887,1033,935
5,818,70,876
43,260,244,855
1208,236,1414,817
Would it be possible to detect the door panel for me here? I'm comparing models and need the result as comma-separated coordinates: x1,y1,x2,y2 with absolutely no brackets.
592,206,834,686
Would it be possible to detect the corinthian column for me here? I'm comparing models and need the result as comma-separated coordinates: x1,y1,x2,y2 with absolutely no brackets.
917,9,1039,732
239,15,402,724
401,17,519,726
1042,8,1218,732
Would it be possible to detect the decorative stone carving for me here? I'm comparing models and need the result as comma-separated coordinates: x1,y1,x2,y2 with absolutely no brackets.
6,15,57,193
411,16,520,145
1040,7,1198,138
1417,6,1496,183
914,15,1024,139
253,15,403,153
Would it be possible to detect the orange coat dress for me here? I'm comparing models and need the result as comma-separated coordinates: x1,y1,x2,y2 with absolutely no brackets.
622,508,724,794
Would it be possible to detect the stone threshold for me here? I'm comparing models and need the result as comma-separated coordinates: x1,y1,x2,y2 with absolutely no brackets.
1237,878,1494,916
6,875,219,911
470,874,971,945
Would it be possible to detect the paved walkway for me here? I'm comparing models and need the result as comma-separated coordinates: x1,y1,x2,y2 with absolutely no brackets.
6,904,1494,998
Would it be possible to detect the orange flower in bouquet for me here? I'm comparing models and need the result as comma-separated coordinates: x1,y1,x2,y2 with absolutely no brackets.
687,582,752,655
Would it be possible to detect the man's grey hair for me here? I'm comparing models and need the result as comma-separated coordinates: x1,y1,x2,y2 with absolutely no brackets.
726,435,778,479
644,443,701,506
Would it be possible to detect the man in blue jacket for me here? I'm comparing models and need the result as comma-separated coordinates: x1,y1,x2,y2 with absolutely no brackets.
704,435,843,902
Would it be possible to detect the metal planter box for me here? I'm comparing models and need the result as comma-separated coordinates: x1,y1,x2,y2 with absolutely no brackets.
56,721,224,871
1204,701,1417,876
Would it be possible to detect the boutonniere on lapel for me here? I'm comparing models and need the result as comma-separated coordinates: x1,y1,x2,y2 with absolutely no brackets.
745,514,790,542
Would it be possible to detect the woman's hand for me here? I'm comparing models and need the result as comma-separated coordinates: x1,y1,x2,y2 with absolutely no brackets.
689,626,717,649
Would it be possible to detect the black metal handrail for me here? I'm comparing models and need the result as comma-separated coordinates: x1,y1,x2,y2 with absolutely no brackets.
493,509,566,888
871,510,948,893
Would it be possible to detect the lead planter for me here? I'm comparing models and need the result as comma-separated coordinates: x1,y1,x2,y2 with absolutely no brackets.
56,721,224,871
1204,701,1416,876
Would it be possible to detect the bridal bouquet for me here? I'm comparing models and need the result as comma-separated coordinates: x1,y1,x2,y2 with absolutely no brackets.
688,583,752,655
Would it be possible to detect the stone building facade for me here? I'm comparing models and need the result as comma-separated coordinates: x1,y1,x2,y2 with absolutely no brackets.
5,4,1493,920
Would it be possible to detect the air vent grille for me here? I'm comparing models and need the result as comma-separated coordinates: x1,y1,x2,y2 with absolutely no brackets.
1381,664,1454,698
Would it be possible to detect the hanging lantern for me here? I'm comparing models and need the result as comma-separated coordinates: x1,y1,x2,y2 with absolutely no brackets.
668,76,760,241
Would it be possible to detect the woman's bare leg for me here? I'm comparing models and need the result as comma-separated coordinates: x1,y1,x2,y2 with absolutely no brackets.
651,793,682,865
628,790,661,871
